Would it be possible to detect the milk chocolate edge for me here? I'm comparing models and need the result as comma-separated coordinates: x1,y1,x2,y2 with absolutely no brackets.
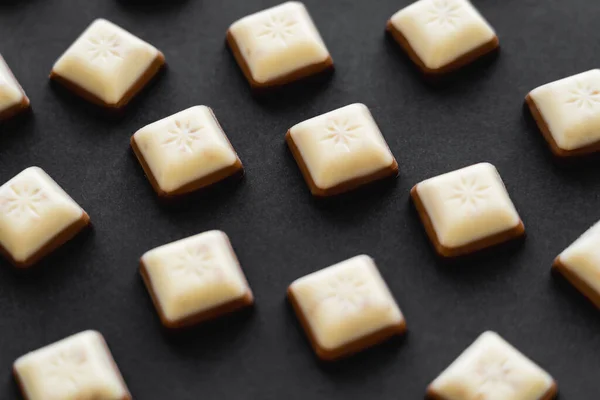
410,185,525,258
525,94,600,157
225,30,334,89
385,20,499,76
424,381,557,400
553,257,600,309
12,333,132,400
49,52,165,110
286,285,407,361
139,235,254,329
130,107,244,198
285,130,399,197
0,211,90,268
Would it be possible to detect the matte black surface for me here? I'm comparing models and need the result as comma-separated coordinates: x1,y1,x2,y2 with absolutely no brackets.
0,0,599,398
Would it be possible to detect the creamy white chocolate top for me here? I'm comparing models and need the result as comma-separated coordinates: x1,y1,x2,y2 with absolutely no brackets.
429,331,555,400
141,230,251,322
13,330,129,400
0,55,26,111
416,162,520,248
289,255,404,351
529,69,600,151
0,167,86,262
133,106,239,193
228,1,330,83
389,0,496,70
289,103,396,190
558,219,600,294
52,18,161,105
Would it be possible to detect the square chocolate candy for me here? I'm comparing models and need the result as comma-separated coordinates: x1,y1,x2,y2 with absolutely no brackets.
227,1,333,88
140,230,254,329
51,19,165,109
0,167,90,268
426,331,557,400
286,103,398,196
387,0,498,75
131,106,243,197
526,69,600,157
13,330,131,400
411,162,524,258
553,220,600,308
288,255,406,361
0,54,30,121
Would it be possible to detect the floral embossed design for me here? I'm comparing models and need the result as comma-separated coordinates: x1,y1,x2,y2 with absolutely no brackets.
446,174,490,212
427,0,461,28
318,274,371,313
162,119,204,153
566,81,600,109
0,182,46,219
44,348,88,395
87,33,123,63
257,14,298,46
320,119,362,152
473,358,516,396
171,244,221,282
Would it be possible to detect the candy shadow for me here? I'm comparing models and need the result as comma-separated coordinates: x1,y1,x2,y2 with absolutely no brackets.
383,31,500,93
405,196,526,279
116,0,191,12
0,109,35,148
282,297,406,377
550,268,600,324
48,66,168,125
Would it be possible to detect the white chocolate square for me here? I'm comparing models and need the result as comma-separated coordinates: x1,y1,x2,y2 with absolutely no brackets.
228,1,330,84
389,0,496,70
289,255,404,351
0,167,87,263
556,220,600,295
428,331,555,400
528,69,600,151
132,106,240,194
288,103,396,190
52,18,162,106
0,55,27,113
415,163,521,248
141,230,252,323
14,330,130,400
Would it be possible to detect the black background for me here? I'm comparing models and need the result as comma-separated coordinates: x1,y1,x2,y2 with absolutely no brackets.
0,0,599,398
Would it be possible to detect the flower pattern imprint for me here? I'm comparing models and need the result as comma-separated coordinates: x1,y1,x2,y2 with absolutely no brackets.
427,0,461,28
87,33,123,63
257,14,298,46
171,244,221,282
321,119,362,152
319,274,371,313
566,81,600,109
0,182,46,219
162,119,204,153
44,348,88,395
447,174,490,212
474,358,516,394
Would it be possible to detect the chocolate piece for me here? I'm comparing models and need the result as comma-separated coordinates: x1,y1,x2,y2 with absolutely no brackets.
287,255,406,361
227,1,333,89
140,230,253,329
0,167,90,268
286,103,398,197
552,220,600,308
50,19,165,109
0,54,30,121
526,69,600,157
386,0,499,75
131,106,243,198
13,330,131,400
426,331,557,400
411,162,524,258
